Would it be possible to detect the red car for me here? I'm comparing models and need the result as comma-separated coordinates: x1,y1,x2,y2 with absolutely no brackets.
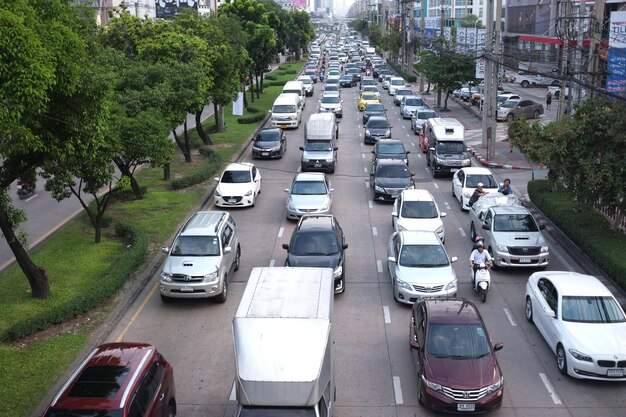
410,299,504,413
43,342,176,417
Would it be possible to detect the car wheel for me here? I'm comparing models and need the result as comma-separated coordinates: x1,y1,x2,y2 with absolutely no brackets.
234,245,241,271
525,296,534,323
392,278,401,303
167,403,176,417
216,275,228,304
521,80,530,88
556,344,568,376
452,183,456,197
470,222,476,241
507,113,514,122
533,110,540,119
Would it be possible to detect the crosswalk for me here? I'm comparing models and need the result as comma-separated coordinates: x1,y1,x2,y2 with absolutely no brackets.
464,126,510,146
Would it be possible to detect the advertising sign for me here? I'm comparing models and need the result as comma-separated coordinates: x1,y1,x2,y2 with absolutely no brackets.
607,11,626,96
156,0,198,19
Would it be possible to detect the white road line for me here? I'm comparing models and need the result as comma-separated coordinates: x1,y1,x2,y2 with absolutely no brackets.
424,167,429,172
377,260,383,273
269,259,276,267
383,306,391,324
458,227,467,238
392,376,404,405
444,201,451,210
277,227,284,238
372,227,378,236
363,167,368,173
229,381,236,401
503,308,517,326
433,183,439,189
25,193,39,202
365,181,370,188
368,201,373,209
417,153,422,159
539,373,562,405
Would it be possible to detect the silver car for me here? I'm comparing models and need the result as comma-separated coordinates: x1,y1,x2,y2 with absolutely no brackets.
285,172,334,220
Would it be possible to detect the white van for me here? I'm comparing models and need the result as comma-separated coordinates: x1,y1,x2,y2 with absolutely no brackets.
270,93,302,129
282,80,306,109
423,118,470,177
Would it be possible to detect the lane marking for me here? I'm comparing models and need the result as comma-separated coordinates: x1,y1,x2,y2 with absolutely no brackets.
392,376,404,405
424,167,429,173
368,201,373,209
229,381,236,401
444,201,451,210
277,227,284,238
25,193,39,202
365,181,370,188
269,259,275,267
116,282,158,342
363,167,368,173
433,183,439,189
503,308,517,326
372,227,378,236
377,260,383,273
458,227,467,238
539,373,562,405
383,306,391,324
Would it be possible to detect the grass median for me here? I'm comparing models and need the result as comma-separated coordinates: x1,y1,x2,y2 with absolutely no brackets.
0,62,304,417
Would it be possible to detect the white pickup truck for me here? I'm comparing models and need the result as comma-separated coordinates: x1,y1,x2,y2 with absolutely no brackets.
469,194,550,268
516,73,559,88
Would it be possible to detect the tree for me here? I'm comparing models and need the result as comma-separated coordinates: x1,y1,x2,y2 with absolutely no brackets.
461,14,483,29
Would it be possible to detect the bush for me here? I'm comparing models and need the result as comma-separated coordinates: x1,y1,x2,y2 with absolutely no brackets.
198,145,217,158
245,106,261,113
170,156,223,190
236,113,265,124
528,180,626,291
112,186,148,202
264,73,277,81
264,80,287,87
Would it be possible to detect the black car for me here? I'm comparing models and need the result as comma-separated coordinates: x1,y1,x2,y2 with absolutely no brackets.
282,214,348,294
362,102,386,124
371,139,410,166
378,69,392,82
370,159,415,202
346,67,361,81
251,127,286,159
364,116,392,145
339,75,355,87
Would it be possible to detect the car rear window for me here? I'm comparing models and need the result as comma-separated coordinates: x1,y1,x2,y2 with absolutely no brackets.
68,366,130,398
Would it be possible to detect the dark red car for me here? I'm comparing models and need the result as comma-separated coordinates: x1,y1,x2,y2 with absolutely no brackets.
43,342,176,417
410,299,504,413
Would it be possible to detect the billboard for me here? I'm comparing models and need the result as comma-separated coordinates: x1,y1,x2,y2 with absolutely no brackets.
506,1,551,35
607,11,626,96
156,0,198,19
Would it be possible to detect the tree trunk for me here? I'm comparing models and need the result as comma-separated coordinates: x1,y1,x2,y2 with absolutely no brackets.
183,121,191,161
216,104,225,132
213,103,220,132
195,111,211,145
243,85,248,108
255,72,260,98
0,204,50,298
172,129,191,163
113,159,143,200
443,92,450,110
163,163,170,181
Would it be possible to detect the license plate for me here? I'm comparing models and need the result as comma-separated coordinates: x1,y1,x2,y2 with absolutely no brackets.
262,152,269,156
607,368,624,377
391,194,400,199
180,285,193,292
520,257,531,263
228,198,237,203
279,124,287,129
314,163,322,168
457,403,475,412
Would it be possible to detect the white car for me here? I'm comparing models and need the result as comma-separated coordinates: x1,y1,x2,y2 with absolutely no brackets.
297,75,314,97
387,230,457,304
391,189,446,242
525,271,626,381
388,77,406,95
214,162,262,208
452,167,499,210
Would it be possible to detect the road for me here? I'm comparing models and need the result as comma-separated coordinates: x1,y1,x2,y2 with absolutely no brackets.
100,79,626,417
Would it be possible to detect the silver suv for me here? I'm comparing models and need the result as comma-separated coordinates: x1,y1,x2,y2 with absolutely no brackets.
159,211,240,303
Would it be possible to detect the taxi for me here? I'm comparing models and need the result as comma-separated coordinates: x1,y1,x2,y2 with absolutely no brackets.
358,91,381,111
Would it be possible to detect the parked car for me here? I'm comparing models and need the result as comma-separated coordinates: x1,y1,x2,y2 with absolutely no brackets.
496,99,544,121
214,162,262,208
452,167,499,210
525,271,626,380
251,127,286,159
284,172,334,220
391,189,446,241
370,158,414,201
517,72,559,88
362,102,386,124
363,116,392,144
410,299,504,413
282,214,348,294
496,93,521,107
400,95,426,119
42,343,177,417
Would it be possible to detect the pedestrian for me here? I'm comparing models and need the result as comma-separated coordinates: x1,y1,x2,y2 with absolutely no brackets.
498,178,512,195
546,91,552,111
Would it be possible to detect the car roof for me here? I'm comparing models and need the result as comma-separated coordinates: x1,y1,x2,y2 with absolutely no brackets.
224,162,253,172
377,139,403,146
294,172,326,182
375,158,406,167
423,298,482,324
399,189,435,202
367,115,389,122
460,167,495,176
531,272,615,298
398,230,442,246
297,214,336,230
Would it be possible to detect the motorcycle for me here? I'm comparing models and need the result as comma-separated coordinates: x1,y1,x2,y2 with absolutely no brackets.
472,262,491,303
16,180,36,199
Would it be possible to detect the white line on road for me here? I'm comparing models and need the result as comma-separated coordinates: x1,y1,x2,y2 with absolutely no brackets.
372,227,378,236
539,373,562,405
433,183,439,189
444,201,451,210
365,181,370,188
503,308,517,326
377,260,383,273
277,227,284,238
392,376,404,404
383,306,391,324
458,227,467,238
269,259,275,267
368,201,373,209
229,381,236,401
424,167,429,172
25,193,39,202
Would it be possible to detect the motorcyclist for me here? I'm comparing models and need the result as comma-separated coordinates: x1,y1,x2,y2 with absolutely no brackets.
469,241,492,288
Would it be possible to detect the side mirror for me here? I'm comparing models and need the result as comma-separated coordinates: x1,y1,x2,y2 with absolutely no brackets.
539,224,545,230
161,246,170,254
268,110,272,114
214,177,219,182
284,188,290,193
545,308,556,318
333,146,338,151
342,243,349,249
391,211,397,217
223,246,232,255
299,146,304,151
493,343,504,352
405,151,411,155
482,224,490,230
387,256,396,263
441,212,447,217
282,243,289,250
429,147,435,151
371,150,375,154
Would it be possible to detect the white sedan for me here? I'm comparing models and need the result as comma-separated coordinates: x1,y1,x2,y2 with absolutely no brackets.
391,189,446,242
525,271,626,381
214,162,262,207
452,167,499,210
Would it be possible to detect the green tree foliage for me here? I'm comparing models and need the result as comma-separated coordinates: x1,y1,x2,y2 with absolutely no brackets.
461,14,483,28
509,97,626,228
283,10,314,61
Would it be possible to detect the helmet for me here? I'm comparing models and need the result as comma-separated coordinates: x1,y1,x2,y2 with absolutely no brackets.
474,235,483,242
477,183,484,187
476,241,484,248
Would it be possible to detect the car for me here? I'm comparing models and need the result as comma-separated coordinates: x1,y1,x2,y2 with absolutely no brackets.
393,87,414,106
412,108,437,138
496,93,520,107
42,342,177,417
325,75,340,85
297,75,315,96
391,189,446,241
460,84,480,101
359,76,377,90
339,74,356,87
496,99,544,121
358,91,381,111
214,162,261,208
524,271,626,380
323,83,341,96
371,139,409,166
370,158,414,201
363,115,391,144
327,69,341,78
388,77,406,95
410,299,504,413
251,127,286,159
362,102,386,124
452,167,499,210
282,214,348,294
400,95,426,119
319,94,343,118
284,172,334,220
382,74,393,89
516,72,559,88
303,67,318,83
346,67,361,81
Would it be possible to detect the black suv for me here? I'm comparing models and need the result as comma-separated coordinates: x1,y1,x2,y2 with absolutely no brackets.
371,139,409,166
282,215,348,294
370,159,415,202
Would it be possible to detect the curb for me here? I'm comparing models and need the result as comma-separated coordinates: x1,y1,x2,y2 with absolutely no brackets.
467,145,532,170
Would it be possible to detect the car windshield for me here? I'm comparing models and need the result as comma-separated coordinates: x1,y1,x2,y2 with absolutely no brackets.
171,235,220,256
416,111,436,120
365,104,384,112
255,132,280,143
362,93,378,100
378,143,405,155
561,296,626,323
305,141,333,151
436,141,466,154
493,214,539,232
367,119,389,129
321,96,340,104
427,323,491,359
401,201,438,219
291,232,340,256
273,105,296,113
291,181,328,195
399,244,448,267
221,170,251,183
501,100,519,108
465,174,498,188
404,98,424,106
377,164,410,178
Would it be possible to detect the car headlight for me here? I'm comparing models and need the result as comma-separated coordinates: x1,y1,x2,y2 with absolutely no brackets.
421,375,444,393
406,184,415,190
320,199,330,211
203,270,219,283
385,130,391,136
365,129,371,136
462,159,471,166
287,202,296,211
541,245,549,253
435,156,446,164
160,272,173,282
215,188,222,197
333,265,343,278
374,185,384,192
445,280,457,291
435,225,444,235
244,190,253,196
496,244,508,253
486,376,504,394
569,348,593,362
397,224,408,232
395,278,412,291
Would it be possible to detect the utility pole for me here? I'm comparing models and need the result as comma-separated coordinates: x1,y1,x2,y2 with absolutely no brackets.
481,0,495,151
419,0,426,92
437,0,445,107
400,0,406,72
557,0,572,121
587,0,606,98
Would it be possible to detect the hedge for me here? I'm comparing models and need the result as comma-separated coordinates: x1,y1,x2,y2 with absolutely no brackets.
528,180,626,291
236,113,265,124
170,155,224,190
386,60,417,83
1,223,148,342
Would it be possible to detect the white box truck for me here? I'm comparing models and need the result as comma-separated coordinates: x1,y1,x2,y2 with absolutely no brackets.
232,267,335,417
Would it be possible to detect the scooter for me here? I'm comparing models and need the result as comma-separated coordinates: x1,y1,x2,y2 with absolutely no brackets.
16,180,36,199
472,262,491,303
